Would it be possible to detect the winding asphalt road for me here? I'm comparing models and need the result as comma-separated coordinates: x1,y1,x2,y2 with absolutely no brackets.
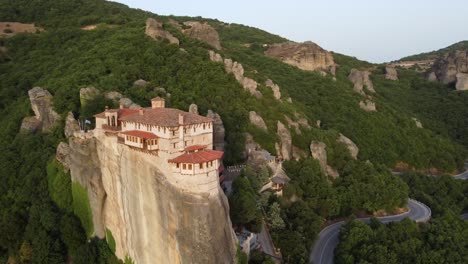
454,162,468,180
309,199,431,264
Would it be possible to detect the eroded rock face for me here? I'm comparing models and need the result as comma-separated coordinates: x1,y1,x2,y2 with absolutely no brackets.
385,66,398,80
103,91,141,109
80,86,100,105
208,50,223,63
133,79,148,87
455,73,468,91
62,131,236,264
337,134,359,159
182,21,221,50
249,111,268,131
265,41,335,73
145,18,179,45
265,79,281,100
277,121,292,160
20,116,41,133
310,141,328,175
207,110,226,151
21,87,60,132
224,58,261,98
427,50,468,87
348,69,375,94
65,112,80,138
412,117,423,128
359,100,376,112
56,142,71,171
189,103,199,114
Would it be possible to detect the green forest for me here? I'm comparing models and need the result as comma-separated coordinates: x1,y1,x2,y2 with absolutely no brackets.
335,174,468,264
0,0,467,263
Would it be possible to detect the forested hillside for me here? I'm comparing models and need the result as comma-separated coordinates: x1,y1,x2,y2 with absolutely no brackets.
0,0,467,263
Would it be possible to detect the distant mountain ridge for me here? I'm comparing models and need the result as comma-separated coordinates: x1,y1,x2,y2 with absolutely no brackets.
399,41,468,62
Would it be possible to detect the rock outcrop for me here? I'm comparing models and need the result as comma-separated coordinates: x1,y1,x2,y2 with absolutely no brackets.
224,58,261,98
21,87,60,132
56,142,71,171
60,129,237,264
80,86,100,105
385,66,398,80
337,134,359,159
310,141,328,175
207,110,226,151
455,73,468,91
265,79,281,100
65,112,80,138
276,121,292,160
208,50,261,98
189,103,199,114
348,69,375,94
102,91,141,109
412,117,423,128
426,50,468,90
309,141,340,178
208,50,223,63
359,100,376,112
249,111,268,131
145,18,179,45
265,41,335,74
182,21,221,50
133,79,148,87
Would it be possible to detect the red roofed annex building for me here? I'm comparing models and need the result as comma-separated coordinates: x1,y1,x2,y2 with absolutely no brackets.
94,97,224,179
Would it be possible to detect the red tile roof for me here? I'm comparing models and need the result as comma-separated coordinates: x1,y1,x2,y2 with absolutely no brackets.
184,145,207,152
120,130,159,139
169,150,223,164
119,107,213,127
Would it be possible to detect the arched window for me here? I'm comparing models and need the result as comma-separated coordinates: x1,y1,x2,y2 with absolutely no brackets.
111,116,116,126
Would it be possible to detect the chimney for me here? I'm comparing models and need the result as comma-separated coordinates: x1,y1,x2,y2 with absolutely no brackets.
139,108,144,115
119,103,124,109
178,114,184,125
151,97,165,109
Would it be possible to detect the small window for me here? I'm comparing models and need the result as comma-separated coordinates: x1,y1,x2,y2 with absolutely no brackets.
188,164,192,170
183,164,186,170
176,163,180,168
200,163,203,169
173,143,177,148
193,127,196,132
172,130,176,136
203,124,206,130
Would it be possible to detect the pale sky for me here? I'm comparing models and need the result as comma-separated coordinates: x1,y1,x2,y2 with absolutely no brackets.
113,0,468,63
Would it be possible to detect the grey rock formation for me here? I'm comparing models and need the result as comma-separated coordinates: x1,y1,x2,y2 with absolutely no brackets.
286,97,293,103
20,116,41,133
359,100,376,112
277,121,292,160
249,111,268,131
337,134,359,159
189,103,199,114
167,19,182,30
182,21,221,50
61,132,237,263
284,115,301,135
348,69,375,94
224,58,261,98
207,110,226,151
104,91,123,101
133,79,148,87
265,79,281,100
80,86,100,105
21,87,60,132
56,142,71,171
65,112,80,138
412,117,423,128
265,41,335,74
385,66,398,80
427,71,438,82
326,165,340,179
145,18,179,45
208,50,223,63
426,50,468,87
310,141,328,175
119,98,141,109
292,146,307,160
455,73,468,91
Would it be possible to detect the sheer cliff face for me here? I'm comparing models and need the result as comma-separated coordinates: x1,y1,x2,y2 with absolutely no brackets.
67,131,236,264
